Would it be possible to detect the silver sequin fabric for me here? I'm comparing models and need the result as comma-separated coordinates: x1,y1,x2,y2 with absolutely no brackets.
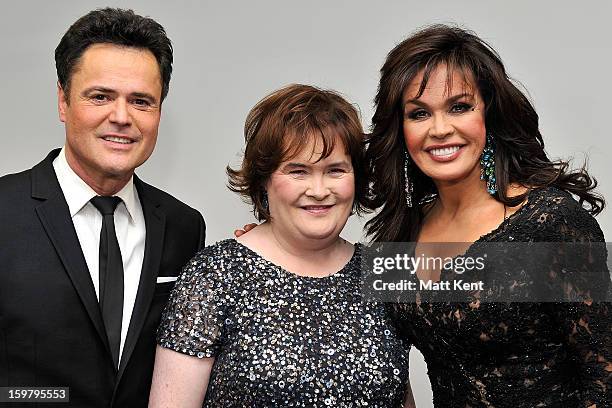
157,239,410,407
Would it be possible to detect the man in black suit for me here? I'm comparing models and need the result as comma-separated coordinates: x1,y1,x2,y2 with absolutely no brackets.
0,8,205,407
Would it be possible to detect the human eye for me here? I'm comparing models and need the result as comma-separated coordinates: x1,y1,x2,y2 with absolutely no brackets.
90,93,110,103
329,167,348,176
132,98,153,109
284,166,309,177
449,102,473,114
406,108,429,120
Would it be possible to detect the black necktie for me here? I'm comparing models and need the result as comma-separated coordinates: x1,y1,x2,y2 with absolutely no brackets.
90,196,123,368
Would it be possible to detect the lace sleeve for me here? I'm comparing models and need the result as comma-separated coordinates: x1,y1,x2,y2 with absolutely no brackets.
387,302,415,349
539,199,611,407
156,245,233,358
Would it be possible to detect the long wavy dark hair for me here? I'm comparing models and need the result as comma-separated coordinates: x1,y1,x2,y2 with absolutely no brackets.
365,24,605,242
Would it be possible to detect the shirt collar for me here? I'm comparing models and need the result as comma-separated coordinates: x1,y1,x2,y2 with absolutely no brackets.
52,147,138,222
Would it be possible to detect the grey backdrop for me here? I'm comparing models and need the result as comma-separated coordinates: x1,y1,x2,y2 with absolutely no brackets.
2,1,610,406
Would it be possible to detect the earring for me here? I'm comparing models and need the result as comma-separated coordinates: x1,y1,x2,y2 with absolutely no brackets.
404,151,414,207
262,191,269,211
480,133,497,195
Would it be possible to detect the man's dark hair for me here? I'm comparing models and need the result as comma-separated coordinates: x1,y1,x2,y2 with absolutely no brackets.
55,8,173,102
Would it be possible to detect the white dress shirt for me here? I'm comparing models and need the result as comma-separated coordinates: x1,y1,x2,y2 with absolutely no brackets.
53,147,146,366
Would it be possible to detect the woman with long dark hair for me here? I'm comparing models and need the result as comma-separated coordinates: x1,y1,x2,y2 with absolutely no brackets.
366,24,610,407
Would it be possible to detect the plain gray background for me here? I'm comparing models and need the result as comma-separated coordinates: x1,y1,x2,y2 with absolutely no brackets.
2,1,610,406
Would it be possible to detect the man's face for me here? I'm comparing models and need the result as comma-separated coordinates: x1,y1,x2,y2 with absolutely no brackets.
58,43,163,188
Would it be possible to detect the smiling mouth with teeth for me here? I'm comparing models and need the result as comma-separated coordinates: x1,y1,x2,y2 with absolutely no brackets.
103,136,133,144
301,205,334,214
429,146,461,157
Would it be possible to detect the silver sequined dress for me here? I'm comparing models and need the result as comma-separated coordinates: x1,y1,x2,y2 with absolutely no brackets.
157,240,410,407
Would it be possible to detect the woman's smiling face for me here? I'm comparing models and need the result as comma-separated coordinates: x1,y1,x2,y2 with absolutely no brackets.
266,135,355,243
402,65,486,186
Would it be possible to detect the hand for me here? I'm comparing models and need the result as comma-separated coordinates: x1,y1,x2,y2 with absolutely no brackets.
234,223,257,237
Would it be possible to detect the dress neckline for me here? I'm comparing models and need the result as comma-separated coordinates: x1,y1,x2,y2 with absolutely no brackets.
231,239,360,281
469,190,532,244
433,188,543,280
470,186,548,244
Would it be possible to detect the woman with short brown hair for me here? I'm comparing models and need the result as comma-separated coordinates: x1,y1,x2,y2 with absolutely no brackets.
149,84,411,407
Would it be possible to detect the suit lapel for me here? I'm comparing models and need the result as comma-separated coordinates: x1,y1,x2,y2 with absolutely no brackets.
32,150,111,355
117,177,165,380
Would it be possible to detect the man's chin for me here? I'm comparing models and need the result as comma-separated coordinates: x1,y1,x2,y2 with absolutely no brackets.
98,162,139,180
100,156,146,176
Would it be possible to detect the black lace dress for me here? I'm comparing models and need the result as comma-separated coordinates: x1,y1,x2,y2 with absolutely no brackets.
392,187,611,407
158,241,410,407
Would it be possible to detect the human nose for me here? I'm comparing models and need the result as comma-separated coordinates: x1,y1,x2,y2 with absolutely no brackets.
108,98,132,126
429,113,453,139
305,174,330,200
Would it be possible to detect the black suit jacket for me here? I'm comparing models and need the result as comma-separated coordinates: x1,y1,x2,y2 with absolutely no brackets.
0,149,206,407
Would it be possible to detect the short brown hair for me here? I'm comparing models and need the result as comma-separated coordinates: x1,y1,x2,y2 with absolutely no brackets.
227,84,369,221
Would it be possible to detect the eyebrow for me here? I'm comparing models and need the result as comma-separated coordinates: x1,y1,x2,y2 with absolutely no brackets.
403,92,474,108
82,86,115,95
282,160,351,168
131,92,157,101
326,161,352,167
283,163,308,168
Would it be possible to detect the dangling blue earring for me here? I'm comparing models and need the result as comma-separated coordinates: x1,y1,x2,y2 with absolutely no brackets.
404,151,414,207
480,133,497,195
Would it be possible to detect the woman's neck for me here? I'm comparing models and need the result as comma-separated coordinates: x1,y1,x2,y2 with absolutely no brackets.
432,172,495,220
237,222,352,277
270,223,345,258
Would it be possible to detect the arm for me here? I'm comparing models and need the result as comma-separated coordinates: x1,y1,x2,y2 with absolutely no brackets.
403,379,416,408
154,244,231,406
148,346,214,408
550,292,610,407
197,211,206,249
549,278,610,407
544,202,611,407
387,302,417,408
